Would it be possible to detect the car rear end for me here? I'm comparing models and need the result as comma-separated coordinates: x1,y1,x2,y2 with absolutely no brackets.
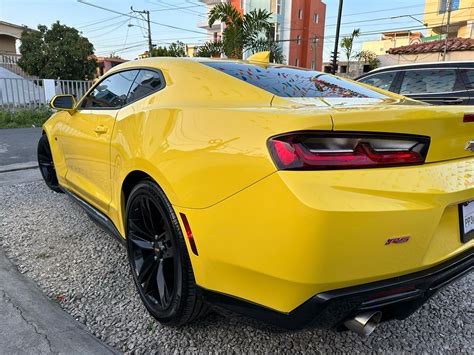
188,61,474,331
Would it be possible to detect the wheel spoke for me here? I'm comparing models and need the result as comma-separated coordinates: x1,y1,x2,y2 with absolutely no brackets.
156,259,169,306
140,198,155,235
129,219,154,240
142,263,158,295
137,255,156,284
129,232,154,250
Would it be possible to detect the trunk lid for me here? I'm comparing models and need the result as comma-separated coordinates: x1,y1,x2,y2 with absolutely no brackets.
329,103,474,163
274,97,474,163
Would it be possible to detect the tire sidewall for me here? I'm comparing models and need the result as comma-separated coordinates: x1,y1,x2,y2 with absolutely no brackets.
37,134,62,193
125,180,188,324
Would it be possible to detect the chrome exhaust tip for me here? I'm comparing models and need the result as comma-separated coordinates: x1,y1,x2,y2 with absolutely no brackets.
343,311,382,337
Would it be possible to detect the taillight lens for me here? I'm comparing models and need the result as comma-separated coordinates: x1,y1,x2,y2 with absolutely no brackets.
268,132,430,170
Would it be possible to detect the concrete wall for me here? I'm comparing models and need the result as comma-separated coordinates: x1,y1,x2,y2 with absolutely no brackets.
378,51,474,67
322,61,372,79
362,36,419,56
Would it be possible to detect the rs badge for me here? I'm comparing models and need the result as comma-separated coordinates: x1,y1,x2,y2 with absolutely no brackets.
385,236,410,245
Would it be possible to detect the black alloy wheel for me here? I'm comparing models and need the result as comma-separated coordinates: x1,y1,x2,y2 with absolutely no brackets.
37,134,62,193
126,180,208,325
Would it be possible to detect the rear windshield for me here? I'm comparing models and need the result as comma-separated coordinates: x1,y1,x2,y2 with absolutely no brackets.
203,62,387,99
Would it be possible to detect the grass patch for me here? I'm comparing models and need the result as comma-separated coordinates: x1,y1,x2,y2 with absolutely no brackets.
0,108,53,129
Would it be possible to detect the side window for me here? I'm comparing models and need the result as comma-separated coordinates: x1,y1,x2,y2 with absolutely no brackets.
462,69,474,89
400,69,456,95
127,70,164,103
359,72,396,91
81,70,138,109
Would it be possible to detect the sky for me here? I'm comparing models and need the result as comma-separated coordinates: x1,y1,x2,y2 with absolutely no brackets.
0,0,434,62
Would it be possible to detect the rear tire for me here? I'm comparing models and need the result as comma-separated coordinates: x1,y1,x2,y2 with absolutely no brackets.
37,134,62,193
126,179,208,325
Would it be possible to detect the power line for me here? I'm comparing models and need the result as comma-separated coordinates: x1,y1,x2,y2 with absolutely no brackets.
325,4,427,19
74,15,124,28
325,5,474,27
81,18,131,33
148,0,207,18
150,4,203,12
77,0,207,35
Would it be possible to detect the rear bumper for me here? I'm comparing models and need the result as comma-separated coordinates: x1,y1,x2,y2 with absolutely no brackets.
179,158,474,312
200,247,473,329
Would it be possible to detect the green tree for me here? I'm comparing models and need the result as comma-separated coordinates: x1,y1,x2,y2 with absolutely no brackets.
356,50,380,71
206,3,281,61
151,41,186,57
194,41,223,58
18,22,96,80
340,28,361,73
167,41,186,57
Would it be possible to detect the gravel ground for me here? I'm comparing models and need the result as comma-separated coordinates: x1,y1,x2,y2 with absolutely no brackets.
0,181,473,354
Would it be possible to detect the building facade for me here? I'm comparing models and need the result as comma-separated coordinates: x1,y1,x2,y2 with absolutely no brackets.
424,0,474,38
362,31,424,56
0,21,39,78
95,56,128,77
197,0,326,70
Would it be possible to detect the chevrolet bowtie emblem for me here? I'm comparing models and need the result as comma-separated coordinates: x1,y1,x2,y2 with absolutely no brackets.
466,140,474,153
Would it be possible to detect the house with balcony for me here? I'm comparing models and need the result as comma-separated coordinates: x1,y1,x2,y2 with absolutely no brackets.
0,21,35,77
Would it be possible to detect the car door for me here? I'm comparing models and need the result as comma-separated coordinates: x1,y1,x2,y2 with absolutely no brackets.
398,68,468,105
58,69,139,213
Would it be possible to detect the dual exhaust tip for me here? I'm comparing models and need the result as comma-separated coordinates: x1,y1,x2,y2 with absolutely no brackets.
343,311,382,337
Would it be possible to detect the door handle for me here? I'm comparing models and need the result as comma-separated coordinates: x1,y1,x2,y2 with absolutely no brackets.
94,125,108,134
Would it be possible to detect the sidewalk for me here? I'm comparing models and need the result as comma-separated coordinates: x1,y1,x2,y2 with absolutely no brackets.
0,249,118,354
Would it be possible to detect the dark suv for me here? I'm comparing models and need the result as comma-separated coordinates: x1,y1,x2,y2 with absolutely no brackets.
357,61,474,105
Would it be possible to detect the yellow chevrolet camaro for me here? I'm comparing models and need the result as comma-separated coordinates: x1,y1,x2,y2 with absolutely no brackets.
39,53,473,336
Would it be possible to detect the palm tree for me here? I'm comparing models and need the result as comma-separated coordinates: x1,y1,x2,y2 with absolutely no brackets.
340,28,360,73
206,3,279,61
195,41,223,58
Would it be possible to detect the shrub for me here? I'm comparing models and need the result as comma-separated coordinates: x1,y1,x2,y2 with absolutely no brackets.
0,108,53,129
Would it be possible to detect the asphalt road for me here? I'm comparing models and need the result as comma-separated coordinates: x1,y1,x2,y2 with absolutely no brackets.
0,181,472,353
0,127,42,167
0,127,42,186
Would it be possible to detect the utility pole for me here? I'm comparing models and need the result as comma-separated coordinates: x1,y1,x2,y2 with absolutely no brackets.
443,0,453,61
131,6,153,56
332,0,344,74
311,36,319,70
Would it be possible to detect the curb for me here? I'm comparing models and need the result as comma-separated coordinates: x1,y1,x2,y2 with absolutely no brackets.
0,248,119,354
0,161,38,173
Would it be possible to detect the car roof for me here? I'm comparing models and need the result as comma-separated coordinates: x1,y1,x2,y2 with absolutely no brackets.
358,60,474,79
104,56,327,76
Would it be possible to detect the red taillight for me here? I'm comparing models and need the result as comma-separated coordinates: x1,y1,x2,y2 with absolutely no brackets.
179,213,198,256
268,132,430,170
464,114,474,122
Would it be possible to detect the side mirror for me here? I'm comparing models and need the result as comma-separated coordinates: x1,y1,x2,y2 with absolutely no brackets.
50,95,76,111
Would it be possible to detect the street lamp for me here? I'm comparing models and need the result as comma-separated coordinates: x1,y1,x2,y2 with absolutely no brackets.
390,15,427,27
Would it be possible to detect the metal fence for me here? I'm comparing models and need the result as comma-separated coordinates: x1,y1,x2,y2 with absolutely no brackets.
0,78,93,110
56,80,92,101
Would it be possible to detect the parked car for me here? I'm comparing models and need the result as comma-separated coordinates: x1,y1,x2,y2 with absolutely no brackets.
357,61,474,105
39,53,473,336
